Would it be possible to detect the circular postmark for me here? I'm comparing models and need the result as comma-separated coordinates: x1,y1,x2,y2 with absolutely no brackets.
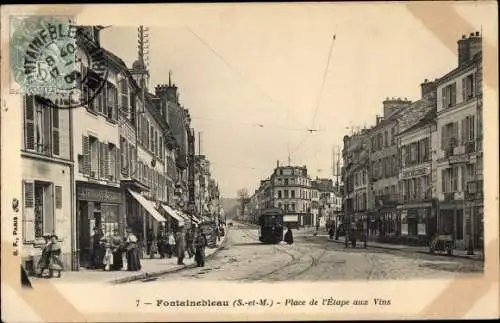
10,16,108,109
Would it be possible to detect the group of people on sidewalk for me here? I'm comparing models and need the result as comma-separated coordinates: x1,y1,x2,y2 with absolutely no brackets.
88,225,210,271
36,233,64,278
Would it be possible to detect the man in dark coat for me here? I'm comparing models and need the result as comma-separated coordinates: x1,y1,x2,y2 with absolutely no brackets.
284,227,294,244
175,227,186,265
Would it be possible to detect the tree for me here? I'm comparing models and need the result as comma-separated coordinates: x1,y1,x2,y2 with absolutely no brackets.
237,188,250,221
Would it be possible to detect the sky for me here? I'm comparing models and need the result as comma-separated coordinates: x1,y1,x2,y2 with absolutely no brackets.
98,3,488,198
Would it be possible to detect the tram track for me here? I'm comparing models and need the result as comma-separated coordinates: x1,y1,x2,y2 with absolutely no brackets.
239,228,328,281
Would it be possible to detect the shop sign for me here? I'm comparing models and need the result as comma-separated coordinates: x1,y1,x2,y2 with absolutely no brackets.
448,154,470,165
77,186,122,203
400,167,430,179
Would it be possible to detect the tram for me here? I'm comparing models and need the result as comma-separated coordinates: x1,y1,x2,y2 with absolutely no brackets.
258,208,284,244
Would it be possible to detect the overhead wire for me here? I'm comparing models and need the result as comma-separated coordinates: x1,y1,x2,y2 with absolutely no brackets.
186,27,309,131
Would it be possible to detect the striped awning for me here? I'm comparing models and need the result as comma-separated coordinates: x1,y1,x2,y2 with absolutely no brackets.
160,204,185,225
127,189,166,223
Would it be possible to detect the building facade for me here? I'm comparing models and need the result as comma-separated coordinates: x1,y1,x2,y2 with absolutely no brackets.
435,32,483,250
270,163,312,228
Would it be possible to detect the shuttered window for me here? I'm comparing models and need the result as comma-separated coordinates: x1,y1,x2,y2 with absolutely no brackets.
24,95,35,150
55,186,62,209
99,141,105,179
119,78,129,115
52,106,60,155
81,135,90,175
23,181,36,242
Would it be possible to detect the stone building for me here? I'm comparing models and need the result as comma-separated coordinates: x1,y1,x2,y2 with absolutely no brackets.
435,32,483,250
395,79,438,245
367,98,411,240
270,162,312,228
342,130,370,232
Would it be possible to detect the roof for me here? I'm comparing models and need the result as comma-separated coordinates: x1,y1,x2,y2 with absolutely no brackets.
398,107,436,137
436,52,482,85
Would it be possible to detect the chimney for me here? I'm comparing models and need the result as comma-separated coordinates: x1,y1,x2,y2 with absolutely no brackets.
457,31,482,66
382,97,411,118
276,160,280,168
420,79,437,100
166,83,178,104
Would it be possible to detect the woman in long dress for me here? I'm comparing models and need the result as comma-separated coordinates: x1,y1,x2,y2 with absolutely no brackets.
110,229,123,270
194,230,207,267
48,234,64,278
167,231,176,258
36,233,52,277
92,226,105,269
284,227,294,245
125,229,141,271
175,228,186,265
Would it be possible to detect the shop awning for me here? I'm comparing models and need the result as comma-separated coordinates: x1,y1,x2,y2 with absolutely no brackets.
160,204,185,225
127,189,166,223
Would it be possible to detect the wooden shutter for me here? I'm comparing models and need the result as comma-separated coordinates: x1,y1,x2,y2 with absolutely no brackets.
453,122,459,146
52,106,60,155
116,147,121,180
82,135,90,175
104,143,110,179
23,180,36,242
462,78,466,102
451,83,456,106
461,119,466,144
55,185,62,209
24,95,35,150
470,115,475,141
441,87,446,109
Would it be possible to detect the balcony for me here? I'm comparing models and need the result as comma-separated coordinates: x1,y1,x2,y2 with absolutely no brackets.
400,192,432,204
443,192,455,201
464,141,476,153
374,194,399,207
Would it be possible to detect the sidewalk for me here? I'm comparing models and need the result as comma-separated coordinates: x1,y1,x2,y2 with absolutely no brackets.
299,230,484,261
33,231,229,284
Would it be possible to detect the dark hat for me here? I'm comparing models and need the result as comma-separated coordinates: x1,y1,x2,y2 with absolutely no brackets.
43,233,51,238
51,233,59,239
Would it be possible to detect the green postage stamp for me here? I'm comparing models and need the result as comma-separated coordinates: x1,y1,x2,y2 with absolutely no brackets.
9,15,107,108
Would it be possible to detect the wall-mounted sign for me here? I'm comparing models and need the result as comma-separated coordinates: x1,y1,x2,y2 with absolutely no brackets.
77,186,122,204
400,167,430,179
448,154,470,165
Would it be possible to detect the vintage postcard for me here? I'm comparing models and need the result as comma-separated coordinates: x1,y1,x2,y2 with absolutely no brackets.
1,2,498,322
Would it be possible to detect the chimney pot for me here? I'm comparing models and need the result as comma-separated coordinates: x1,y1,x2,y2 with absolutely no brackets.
470,33,474,37
424,78,428,82
462,35,466,39
476,31,480,37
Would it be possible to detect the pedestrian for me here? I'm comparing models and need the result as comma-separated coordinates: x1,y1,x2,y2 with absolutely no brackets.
167,230,176,258
91,226,105,269
194,229,208,267
284,227,294,245
157,230,166,259
125,228,141,271
36,233,52,277
110,229,124,271
215,225,220,242
185,228,195,258
102,237,113,271
175,227,186,265
329,226,335,240
47,234,64,278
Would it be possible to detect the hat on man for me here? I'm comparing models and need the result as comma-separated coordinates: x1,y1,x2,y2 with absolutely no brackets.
43,233,51,238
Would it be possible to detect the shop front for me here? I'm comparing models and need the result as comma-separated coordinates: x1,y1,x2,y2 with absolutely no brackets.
126,189,167,258
439,200,465,248
160,203,185,232
76,182,123,269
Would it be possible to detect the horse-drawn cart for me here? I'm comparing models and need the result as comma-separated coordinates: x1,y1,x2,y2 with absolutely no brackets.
429,234,454,255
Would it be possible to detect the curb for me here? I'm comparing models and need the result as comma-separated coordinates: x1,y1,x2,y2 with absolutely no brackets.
110,229,230,284
327,237,483,262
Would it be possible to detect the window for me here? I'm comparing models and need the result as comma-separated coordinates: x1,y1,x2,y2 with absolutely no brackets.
119,78,129,116
284,190,289,198
441,122,459,150
278,190,282,199
442,167,458,193
378,133,383,150
391,127,396,145
23,95,61,156
130,93,136,124
120,137,128,176
108,143,117,181
421,138,430,162
150,125,154,152
106,82,118,121
291,203,295,211
442,83,457,108
159,136,164,160
89,136,99,178
462,74,475,102
461,115,476,143
284,178,289,185
22,181,55,242
384,130,388,147
291,190,295,198
371,137,376,151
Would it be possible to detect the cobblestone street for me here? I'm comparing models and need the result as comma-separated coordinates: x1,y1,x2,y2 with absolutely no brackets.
137,223,483,283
